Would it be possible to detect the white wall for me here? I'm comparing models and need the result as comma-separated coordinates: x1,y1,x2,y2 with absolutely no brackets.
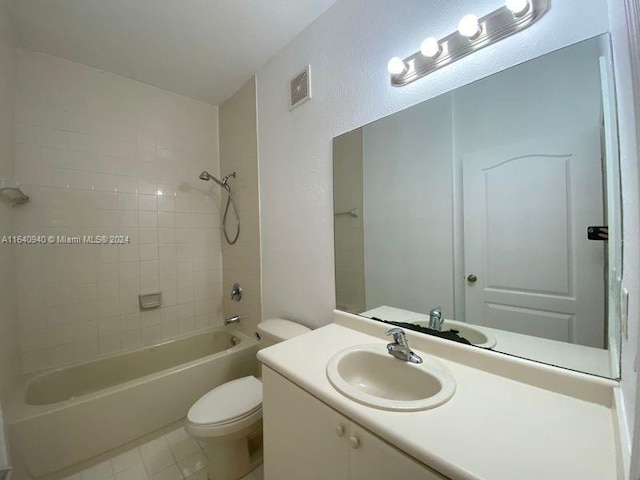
12,49,222,373
220,77,263,337
362,94,454,317
256,0,610,330
333,129,365,313
0,0,19,397
606,0,640,463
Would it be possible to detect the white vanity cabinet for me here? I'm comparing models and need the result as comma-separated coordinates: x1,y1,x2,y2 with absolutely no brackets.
262,366,449,480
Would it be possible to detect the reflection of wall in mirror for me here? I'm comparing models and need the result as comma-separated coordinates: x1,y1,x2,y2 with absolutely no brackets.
350,37,606,347
333,129,365,313
363,94,454,318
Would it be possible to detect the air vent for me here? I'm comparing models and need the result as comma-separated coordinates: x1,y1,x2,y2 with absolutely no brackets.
289,65,311,110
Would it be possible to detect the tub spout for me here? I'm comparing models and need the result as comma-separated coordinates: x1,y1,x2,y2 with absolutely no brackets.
224,315,240,326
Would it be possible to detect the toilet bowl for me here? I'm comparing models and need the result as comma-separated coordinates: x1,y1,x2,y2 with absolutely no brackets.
185,318,310,480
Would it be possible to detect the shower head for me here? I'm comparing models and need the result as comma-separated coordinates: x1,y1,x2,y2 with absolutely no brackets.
198,171,236,188
199,170,225,188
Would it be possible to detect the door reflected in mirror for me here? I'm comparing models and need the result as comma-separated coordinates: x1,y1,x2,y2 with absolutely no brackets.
333,34,622,379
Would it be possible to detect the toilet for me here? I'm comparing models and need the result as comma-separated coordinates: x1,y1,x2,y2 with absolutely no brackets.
185,318,311,480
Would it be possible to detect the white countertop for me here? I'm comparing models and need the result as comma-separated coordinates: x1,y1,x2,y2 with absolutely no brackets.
258,315,620,480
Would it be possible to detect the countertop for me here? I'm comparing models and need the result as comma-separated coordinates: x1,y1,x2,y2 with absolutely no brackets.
258,314,620,480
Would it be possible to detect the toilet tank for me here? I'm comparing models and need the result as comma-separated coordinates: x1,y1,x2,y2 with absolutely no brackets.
257,318,311,348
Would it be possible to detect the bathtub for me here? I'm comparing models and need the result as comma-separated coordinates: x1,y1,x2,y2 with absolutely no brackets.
6,328,259,478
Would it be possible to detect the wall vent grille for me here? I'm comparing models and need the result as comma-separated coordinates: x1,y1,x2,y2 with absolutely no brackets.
290,65,311,110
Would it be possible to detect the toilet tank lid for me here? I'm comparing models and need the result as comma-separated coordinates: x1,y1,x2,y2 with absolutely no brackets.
257,318,311,341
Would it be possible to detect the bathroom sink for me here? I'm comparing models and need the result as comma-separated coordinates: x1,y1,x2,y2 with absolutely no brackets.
326,344,456,411
409,318,497,349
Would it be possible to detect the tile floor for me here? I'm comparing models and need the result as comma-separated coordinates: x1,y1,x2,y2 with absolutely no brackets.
63,426,263,480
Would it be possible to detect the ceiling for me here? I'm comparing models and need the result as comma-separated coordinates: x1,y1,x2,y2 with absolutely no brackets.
9,0,339,105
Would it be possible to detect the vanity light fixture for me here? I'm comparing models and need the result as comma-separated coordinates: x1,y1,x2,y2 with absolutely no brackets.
457,14,481,39
506,0,531,16
420,37,441,58
387,56,408,75
388,0,548,87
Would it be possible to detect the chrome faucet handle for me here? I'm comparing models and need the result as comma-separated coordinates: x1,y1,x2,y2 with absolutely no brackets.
385,327,408,346
428,306,444,331
231,282,242,301
385,328,422,364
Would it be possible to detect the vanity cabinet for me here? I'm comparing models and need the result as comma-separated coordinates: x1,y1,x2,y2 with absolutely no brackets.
262,366,448,480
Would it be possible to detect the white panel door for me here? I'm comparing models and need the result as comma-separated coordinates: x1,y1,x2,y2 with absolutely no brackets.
463,134,605,347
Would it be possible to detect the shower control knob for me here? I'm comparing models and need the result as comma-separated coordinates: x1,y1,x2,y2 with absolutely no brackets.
231,283,242,301
467,274,478,283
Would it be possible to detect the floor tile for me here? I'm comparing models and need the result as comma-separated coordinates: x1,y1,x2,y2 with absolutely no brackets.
177,451,207,478
143,450,175,476
60,425,264,480
140,437,170,459
150,465,183,480
114,464,147,480
184,470,206,480
112,450,144,474
168,438,201,462
164,427,190,447
81,460,114,480
252,464,264,480
63,474,83,480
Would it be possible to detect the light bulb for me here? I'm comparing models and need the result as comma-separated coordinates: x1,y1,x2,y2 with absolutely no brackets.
387,57,407,75
506,0,530,16
420,37,441,58
458,14,481,39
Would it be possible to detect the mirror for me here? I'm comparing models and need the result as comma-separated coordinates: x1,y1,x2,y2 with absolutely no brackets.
333,34,622,379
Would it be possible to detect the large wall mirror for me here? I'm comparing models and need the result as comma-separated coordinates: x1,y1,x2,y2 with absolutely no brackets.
333,34,622,379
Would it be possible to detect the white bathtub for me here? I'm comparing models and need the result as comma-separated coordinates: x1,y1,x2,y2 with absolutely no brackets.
5,328,259,478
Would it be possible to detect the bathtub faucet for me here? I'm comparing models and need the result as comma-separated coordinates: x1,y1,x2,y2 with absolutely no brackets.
224,315,240,326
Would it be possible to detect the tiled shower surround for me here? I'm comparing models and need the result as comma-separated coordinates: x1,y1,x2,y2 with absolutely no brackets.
12,49,222,373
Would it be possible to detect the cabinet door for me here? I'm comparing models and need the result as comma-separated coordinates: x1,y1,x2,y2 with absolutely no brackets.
349,425,449,480
263,367,350,480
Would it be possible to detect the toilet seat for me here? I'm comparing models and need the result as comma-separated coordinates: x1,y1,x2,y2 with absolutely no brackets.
185,376,263,439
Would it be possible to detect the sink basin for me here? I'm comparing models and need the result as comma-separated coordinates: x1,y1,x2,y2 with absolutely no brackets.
326,344,456,411
408,318,497,349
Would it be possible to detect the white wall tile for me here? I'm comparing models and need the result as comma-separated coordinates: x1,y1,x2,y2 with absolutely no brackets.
68,170,94,190
94,173,116,192
14,49,221,372
138,194,157,211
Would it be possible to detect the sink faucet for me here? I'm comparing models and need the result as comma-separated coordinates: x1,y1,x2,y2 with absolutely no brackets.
385,328,423,364
428,306,443,331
